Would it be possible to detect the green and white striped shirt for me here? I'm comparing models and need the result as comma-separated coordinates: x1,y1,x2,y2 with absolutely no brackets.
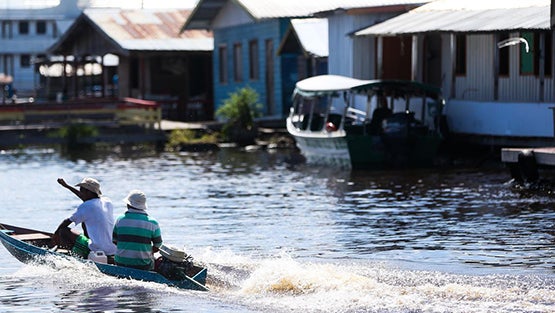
113,208,162,270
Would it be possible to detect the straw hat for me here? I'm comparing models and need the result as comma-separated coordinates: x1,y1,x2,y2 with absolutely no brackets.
123,190,148,210
75,177,102,196
159,244,188,263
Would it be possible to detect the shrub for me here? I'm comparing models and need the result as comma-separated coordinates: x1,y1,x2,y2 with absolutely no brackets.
50,123,98,148
216,87,262,143
165,129,218,151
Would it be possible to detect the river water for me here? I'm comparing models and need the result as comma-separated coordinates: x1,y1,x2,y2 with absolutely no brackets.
0,146,554,312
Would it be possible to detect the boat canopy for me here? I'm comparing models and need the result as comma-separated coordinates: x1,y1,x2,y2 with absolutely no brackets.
294,75,441,99
351,80,442,99
294,75,371,97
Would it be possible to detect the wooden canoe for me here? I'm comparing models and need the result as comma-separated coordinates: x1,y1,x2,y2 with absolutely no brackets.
0,223,208,291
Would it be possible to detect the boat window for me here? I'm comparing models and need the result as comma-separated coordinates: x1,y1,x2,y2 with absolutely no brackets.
390,96,407,114
307,97,327,131
291,95,315,130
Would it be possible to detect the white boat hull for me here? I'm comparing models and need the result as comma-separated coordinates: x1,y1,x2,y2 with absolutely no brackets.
286,118,351,168
294,135,351,168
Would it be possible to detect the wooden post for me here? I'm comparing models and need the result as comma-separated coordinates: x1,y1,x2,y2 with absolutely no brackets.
73,56,78,99
101,54,107,98
493,33,499,101
62,55,67,99
450,34,456,99
377,36,383,79
539,32,545,102
411,35,418,81
139,55,145,99
551,107,555,139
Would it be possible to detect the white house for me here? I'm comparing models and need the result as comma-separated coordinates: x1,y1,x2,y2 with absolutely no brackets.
355,0,555,146
317,1,431,80
0,0,81,98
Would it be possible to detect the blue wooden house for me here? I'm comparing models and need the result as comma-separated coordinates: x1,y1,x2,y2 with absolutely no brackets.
277,18,329,79
182,0,347,119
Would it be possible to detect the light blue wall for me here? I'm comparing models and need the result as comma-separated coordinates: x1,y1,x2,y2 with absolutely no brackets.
213,19,295,119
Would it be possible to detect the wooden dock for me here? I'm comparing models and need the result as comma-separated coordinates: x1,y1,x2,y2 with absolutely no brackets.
158,120,222,131
501,147,555,183
501,147,555,166
0,98,165,148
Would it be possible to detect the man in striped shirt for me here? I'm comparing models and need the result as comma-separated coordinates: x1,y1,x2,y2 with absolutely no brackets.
113,190,162,270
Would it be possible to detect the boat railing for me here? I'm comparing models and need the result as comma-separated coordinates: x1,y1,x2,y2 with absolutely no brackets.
346,107,367,124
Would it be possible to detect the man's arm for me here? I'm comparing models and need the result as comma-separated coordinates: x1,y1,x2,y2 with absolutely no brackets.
152,225,162,254
55,218,73,233
82,223,88,238
52,218,73,247
57,178,85,201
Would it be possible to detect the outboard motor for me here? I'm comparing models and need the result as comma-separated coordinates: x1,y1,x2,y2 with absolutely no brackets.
155,244,196,280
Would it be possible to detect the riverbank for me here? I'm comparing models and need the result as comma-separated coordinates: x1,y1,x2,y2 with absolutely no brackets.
0,117,293,151
0,123,166,148
0,114,520,174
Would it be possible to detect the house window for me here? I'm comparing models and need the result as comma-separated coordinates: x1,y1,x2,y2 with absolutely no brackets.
520,32,553,76
233,43,243,82
499,33,510,76
1,21,12,39
520,32,535,75
545,32,552,77
219,45,228,84
529,32,553,77
249,40,259,80
20,54,31,68
19,21,29,35
518,32,553,77
455,35,466,76
36,21,47,34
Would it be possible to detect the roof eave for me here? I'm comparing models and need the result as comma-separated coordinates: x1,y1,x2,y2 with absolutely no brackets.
181,0,210,32
316,3,426,18
356,28,552,37
47,12,129,56
181,0,260,32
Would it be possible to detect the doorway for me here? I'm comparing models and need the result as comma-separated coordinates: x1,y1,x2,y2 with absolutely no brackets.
381,36,412,80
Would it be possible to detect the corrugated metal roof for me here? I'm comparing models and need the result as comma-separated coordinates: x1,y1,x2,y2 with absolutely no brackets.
356,0,551,36
290,18,328,57
118,39,213,51
183,0,432,30
84,8,213,51
237,0,429,18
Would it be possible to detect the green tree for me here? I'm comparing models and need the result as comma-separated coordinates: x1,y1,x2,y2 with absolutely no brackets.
216,87,262,144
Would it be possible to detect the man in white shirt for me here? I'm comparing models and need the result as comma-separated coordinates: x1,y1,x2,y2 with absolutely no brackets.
53,177,117,261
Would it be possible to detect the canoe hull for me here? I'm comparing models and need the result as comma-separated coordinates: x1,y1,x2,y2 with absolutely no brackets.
0,223,208,291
